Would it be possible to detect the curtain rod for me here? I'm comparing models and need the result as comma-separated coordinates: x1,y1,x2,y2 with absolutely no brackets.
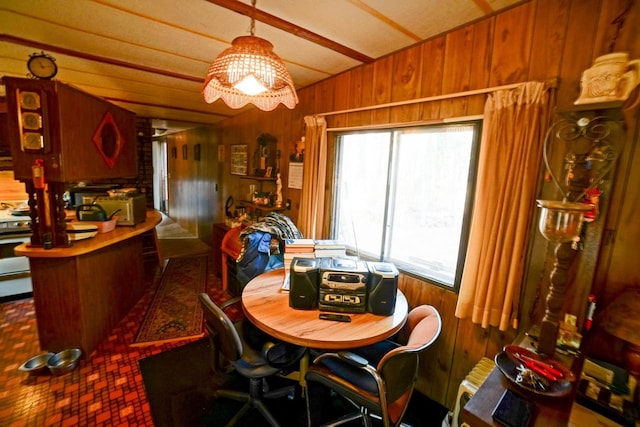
326,115,483,132
319,78,558,117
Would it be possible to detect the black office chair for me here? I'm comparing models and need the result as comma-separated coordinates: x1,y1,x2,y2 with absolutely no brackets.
199,293,305,427
305,305,442,427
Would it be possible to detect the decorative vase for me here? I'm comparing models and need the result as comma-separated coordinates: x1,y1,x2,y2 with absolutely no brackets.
575,52,640,105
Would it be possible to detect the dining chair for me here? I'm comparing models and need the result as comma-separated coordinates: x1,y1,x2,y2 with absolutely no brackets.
304,305,442,427
198,293,305,427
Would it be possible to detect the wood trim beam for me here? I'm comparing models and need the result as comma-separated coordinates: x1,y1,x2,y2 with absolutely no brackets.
206,0,375,63
471,0,495,14
0,34,203,83
347,0,421,42
104,97,233,119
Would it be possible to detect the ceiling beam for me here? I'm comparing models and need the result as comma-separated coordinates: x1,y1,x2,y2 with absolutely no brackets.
105,97,233,118
206,0,375,63
0,34,203,83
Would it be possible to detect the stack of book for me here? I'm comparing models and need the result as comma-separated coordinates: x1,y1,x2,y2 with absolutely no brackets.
314,239,346,259
283,239,316,290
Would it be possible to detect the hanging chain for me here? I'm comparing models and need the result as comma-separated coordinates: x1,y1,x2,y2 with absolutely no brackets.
250,0,256,36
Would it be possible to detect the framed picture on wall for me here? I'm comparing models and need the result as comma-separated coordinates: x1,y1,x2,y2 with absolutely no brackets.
194,144,201,161
182,144,188,160
231,144,248,175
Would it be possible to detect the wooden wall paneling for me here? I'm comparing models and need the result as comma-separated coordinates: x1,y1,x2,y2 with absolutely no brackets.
419,36,446,121
440,26,474,118
527,0,571,82
297,81,316,121
486,326,516,360
555,0,602,107
591,93,638,356
389,44,423,123
397,274,458,404
371,55,393,124
344,66,364,128
596,110,640,300
488,1,535,87
330,72,351,129
313,78,337,117
195,127,218,245
354,62,375,128
447,318,493,407
167,131,199,236
592,0,636,59
610,0,640,58
467,18,494,115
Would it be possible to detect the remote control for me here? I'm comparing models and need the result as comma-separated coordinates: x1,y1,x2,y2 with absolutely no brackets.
319,313,351,322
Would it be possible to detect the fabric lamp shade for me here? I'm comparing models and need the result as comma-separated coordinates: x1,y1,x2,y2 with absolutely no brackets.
203,35,298,111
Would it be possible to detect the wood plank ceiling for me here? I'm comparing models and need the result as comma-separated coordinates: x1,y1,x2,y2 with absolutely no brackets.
0,0,524,133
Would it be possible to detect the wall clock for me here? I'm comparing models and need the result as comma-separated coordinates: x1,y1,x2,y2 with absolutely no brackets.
27,52,58,80
21,112,42,130
22,132,44,151
19,91,41,110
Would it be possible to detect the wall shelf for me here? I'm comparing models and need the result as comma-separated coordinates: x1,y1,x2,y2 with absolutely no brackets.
238,200,284,212
240,175,276,182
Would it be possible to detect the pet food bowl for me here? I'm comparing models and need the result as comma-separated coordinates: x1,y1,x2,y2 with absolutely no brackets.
47,348,82,375
18,352,55,375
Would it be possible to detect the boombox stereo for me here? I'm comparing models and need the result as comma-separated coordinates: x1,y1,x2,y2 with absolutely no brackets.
318,258,369,313
366,261,399,315
289,257,399,315
289,258,321,309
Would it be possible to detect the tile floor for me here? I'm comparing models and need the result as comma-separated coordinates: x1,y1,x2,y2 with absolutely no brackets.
0,256,229,426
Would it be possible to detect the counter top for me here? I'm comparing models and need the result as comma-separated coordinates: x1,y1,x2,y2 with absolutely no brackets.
15,210,161,258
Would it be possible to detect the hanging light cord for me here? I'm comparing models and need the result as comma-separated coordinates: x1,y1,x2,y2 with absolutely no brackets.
249,0,257,36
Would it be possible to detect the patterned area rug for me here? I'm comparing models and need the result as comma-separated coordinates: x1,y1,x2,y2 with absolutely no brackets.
133,256,208,346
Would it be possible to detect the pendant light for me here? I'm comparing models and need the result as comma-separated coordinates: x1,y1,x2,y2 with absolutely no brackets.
202,0,298,111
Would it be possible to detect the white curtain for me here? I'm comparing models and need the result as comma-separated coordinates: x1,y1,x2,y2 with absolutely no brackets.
298,115,327,239
455,81,552,331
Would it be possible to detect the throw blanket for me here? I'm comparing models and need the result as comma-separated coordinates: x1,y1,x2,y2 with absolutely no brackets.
236,212,302,263
235,212,303,289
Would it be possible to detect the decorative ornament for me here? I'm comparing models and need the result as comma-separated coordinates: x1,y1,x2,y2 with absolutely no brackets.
575,52,640,107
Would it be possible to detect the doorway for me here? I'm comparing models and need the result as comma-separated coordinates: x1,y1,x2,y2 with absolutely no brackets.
152,138,168,213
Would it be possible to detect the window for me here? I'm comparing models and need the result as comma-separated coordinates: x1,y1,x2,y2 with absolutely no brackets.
331,122,480,289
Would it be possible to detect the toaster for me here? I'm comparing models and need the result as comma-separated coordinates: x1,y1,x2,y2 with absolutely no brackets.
94,195,146,226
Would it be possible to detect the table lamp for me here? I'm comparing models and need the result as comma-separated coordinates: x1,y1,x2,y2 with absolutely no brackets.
598,288,640,377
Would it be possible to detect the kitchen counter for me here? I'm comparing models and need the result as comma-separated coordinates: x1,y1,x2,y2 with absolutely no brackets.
14,210,161,257
16,210,162,355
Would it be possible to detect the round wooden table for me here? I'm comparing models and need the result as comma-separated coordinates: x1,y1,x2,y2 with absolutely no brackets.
242,268,408,350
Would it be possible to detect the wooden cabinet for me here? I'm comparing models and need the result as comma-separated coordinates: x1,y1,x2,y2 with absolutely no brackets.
3,77,138,248
15,211,162,354
3,77,137,182
0,111,11,170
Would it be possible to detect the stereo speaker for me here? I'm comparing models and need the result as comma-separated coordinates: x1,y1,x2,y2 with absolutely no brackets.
366,262,398,315
289,258,320,310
